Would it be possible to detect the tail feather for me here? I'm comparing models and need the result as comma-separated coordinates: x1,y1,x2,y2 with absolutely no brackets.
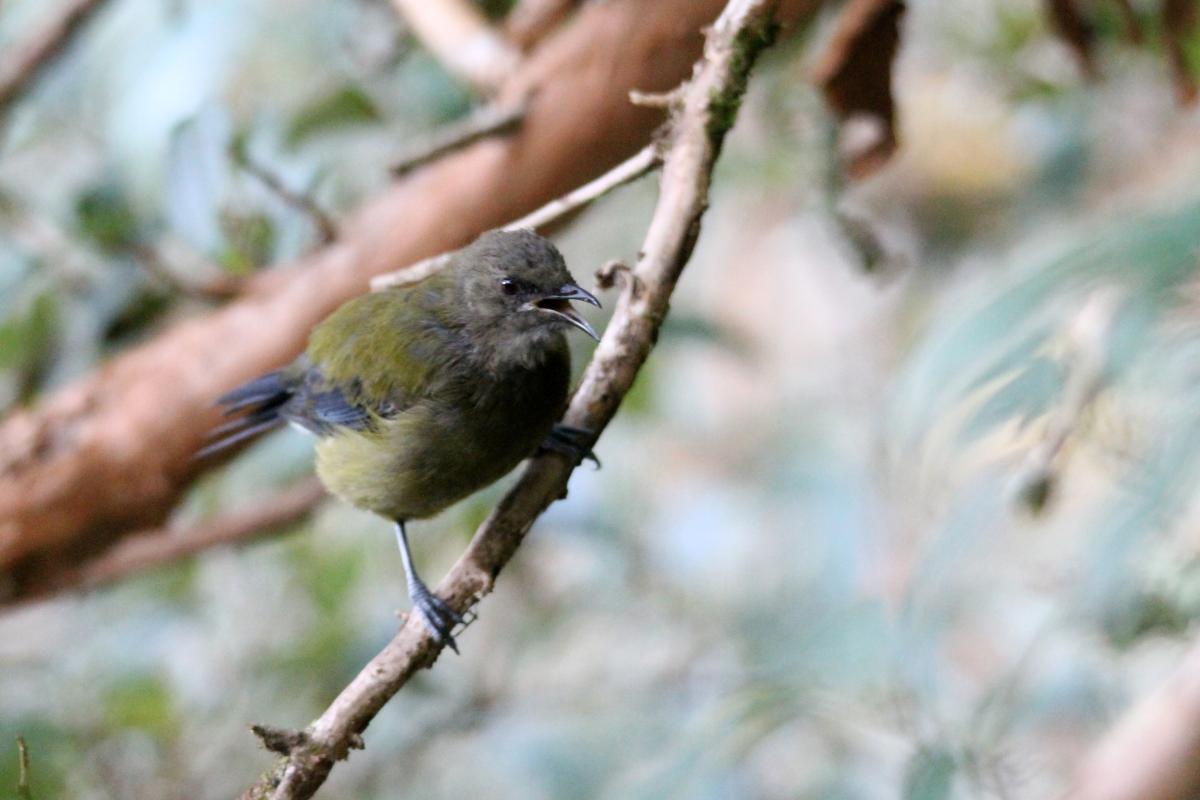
194,417,285,459
216,371,289,415
196,371,295,459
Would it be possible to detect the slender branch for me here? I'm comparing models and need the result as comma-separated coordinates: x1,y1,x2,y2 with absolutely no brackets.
390,102,527,177
234,154,338,245
1013,287,1117,513
389,0,523,94
372,144,659,291
1067,635,1200,800
0,0,111,118
630,87,685,109
10,478,325,603
16,737,31,800
369,253,454,291
506,144,661,231
1044,0,1098,78
242,1,780,797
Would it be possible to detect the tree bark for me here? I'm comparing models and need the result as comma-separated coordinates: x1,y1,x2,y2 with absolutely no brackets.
1067,637,1200,800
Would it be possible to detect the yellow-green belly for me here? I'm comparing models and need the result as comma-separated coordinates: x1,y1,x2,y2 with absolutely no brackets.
314,398,554,521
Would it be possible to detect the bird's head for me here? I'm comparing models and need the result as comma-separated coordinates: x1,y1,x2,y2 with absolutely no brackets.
457,229,601,342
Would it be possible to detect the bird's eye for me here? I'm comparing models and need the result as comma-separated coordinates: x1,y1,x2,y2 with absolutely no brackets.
500,278,518,296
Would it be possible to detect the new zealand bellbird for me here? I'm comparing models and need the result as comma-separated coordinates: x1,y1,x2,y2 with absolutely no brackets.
200,229,601,650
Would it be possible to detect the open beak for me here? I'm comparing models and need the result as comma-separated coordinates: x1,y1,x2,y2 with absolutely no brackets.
528,282,602,341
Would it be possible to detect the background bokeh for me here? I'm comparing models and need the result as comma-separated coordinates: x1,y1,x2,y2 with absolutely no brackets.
5,0,1200,797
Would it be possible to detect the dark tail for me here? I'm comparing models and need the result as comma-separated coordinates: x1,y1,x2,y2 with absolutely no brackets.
195,371,293,459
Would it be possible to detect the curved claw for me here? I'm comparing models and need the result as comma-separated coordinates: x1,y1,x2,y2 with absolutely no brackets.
540,424,601,469
410,583,464,654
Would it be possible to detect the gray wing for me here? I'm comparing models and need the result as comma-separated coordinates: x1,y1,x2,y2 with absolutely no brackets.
198,359,394,458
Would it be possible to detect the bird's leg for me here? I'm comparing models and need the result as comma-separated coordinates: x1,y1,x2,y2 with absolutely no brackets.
539,423,600,468
394,520,463,653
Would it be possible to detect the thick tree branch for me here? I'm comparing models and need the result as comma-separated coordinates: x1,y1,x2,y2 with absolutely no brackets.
13,478,326,602
2,0,786,605
389,0,523,94
504,0,580,51
0,0,111,118
240,1,782,797
1067,636,1200,800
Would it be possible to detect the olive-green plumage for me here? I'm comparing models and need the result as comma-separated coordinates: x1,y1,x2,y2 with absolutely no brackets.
203,229,599,648
309,273,572,520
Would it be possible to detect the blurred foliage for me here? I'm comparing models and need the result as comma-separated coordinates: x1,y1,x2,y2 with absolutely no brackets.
285,84,382,148
75,183,142,253
0,291,58,405
903,746,957,800
5,0,1200,799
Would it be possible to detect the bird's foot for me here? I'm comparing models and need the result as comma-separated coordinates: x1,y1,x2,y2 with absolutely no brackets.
409,580,464,654
540,424,600,468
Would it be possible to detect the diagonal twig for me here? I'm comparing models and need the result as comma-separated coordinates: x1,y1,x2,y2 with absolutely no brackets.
233,153,338,245
371,144,660,290
16,736,31,800
239,1,782,797
505,144,661,231
0,0,112,119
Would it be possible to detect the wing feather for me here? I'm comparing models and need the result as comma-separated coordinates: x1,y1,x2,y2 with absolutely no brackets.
199,281,453,457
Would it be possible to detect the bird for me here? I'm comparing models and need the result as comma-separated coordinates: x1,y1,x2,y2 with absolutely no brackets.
198,229,601,651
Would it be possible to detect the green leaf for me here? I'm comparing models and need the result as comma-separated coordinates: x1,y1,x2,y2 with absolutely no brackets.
0,292,58,374
218,211,276,273
102,675,177,738
477,0,516,20
74,184,141,253
286,85,382,147
101,288,172,347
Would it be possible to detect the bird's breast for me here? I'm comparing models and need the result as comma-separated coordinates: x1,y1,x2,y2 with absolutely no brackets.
315,351,570,520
